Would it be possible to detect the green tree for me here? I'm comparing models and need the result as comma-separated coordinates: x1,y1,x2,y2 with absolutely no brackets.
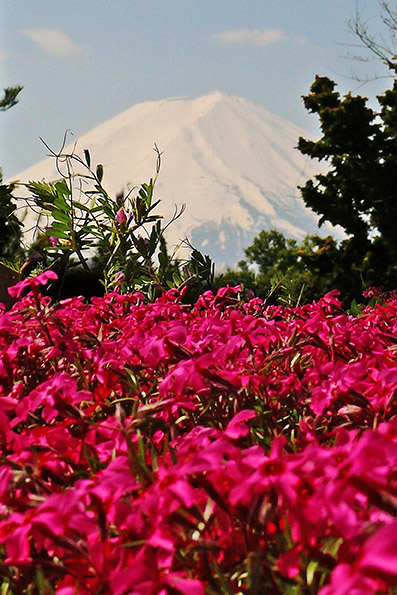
0,178,24,260
220,4,397,306
297,75,397,296
216,230,340,305
0,86,24,261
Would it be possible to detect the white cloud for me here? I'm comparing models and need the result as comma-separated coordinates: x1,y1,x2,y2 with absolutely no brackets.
21,28,86,57
213,27,286,47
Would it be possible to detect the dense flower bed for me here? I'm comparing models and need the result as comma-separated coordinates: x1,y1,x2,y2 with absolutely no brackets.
0,273,396,594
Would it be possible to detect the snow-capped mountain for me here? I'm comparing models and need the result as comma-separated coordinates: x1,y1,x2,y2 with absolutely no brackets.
12,91,339,268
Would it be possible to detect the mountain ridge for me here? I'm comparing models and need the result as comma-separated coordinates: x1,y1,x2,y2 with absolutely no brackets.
12,91,340,268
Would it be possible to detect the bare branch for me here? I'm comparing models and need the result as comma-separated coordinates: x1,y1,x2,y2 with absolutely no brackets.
346,0,397,78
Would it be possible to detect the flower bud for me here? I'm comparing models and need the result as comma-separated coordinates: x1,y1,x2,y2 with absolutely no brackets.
114,271,126,286
115,208,128,226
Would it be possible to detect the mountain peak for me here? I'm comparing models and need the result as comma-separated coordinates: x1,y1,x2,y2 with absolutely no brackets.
13,91,339,268
198,89,227,103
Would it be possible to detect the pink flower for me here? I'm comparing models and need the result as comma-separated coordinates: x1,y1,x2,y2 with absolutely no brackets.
0,513,33,564
114,271,126,286
8,270,58,298
358,520,397,584
165,574,205,595
224,409,256,440
115,207,129,227
320,562,384,595
1,280,397,592
49,236,60,247
362,286,384,298
276,545,302,578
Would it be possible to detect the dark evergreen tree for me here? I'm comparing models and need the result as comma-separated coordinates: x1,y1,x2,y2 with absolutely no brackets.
216,230,341,305
0,178,24,260
219,5,397,305
297,75,397,295
0,86,24,261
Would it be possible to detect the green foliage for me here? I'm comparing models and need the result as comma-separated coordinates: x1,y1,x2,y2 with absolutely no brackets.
22,142,215,301
297,75,397,296
217,230,340,305
0,86,23,112
0,86,25,262
0,176,24,260
243,229,300,273
226,74,397,306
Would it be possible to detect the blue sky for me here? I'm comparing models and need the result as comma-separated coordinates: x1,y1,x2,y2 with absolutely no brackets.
1,0,391,178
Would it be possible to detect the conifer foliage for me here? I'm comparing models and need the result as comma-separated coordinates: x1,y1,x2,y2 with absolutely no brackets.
298,75,397,295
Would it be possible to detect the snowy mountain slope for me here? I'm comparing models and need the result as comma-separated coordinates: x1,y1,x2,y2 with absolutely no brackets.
12,91,340,268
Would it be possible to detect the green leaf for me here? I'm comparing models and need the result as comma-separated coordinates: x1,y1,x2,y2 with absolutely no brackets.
348,299,364,317
151,443,158,472
138,182,154,207
34,565,56,595
54,196,71,212
101,204,114,218
94,184,111,200
0,577,11,594
172,271,183,286
55,179,71,197
82,225,102,237
89,205,107,214
96,164,104,183
72,201,91,212
84,149,91,168
51,220,71,232
26,181,57,210
148,199,161,212
46,228,70,239
52,209,71,223
158,250,169,269
145,215,162,223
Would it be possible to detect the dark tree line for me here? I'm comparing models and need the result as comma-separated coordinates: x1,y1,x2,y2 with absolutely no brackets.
0,86,25,262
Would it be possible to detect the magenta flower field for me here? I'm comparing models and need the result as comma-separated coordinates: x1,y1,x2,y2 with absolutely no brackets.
0,273,396,594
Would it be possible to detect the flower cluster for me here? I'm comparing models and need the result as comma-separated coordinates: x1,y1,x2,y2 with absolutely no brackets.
0,274,396,593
